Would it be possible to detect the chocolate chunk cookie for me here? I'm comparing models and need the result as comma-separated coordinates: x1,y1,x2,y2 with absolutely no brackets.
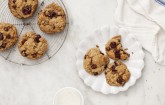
83,47,109,76
38,3,66,34
105,61,130,86
105,35,130,60
8,0,38,18
18,32,48,60
0,23,18,51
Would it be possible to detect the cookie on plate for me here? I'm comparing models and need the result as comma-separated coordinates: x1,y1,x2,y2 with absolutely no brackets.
83,46,109,76
105,35,130,60
18,32,48,60
0,23,18,51
8,0,38,18
105,61,130,86
38,3,66,34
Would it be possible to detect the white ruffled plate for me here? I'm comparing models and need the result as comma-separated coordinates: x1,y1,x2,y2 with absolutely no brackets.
76,26,145,94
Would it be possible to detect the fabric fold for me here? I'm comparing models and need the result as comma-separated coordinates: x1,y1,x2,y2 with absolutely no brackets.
114,0,165,65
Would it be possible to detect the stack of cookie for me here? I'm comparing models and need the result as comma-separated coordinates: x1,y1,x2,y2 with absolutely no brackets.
83,35,131,87
0,0,66,60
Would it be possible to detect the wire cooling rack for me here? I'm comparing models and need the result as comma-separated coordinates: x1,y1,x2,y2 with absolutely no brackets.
0,0,69,66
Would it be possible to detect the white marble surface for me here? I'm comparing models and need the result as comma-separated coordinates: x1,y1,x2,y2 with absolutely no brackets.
0,0,165,105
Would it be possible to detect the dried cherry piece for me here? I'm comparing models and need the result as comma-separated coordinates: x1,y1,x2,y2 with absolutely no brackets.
0,33,4,40
4,27,10,31
6,34,11,39
91,64,97,69
115,50,120,59
22,5,32,15
12,5,17,9
12,0,16,3
34,35,41,43
0,43,6,48
45,11,56,18
111,65,117,72
117,76,124,84
21,39,27,45
110,42,117,48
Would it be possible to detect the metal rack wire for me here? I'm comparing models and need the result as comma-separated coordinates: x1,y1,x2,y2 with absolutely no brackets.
0,0,69,66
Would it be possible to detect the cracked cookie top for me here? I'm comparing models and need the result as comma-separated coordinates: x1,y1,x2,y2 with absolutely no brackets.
8,0,38,18
38,3,66,34
83,47,109,76
0,23,18,51
105,35,130,60
105,61,130,86
18,32,48,60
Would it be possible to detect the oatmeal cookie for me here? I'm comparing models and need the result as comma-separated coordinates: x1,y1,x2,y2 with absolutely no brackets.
83,47,109,76
18,32,48,60
8,0,38,18
105,61,130,86
105,35,130,60
38,3,66,34
0,23,18,51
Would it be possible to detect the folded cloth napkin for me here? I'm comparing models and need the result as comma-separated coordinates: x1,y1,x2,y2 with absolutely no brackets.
114,0,165,65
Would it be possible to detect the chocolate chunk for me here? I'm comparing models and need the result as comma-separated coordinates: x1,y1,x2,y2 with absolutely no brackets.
6,34,11,39
22,50,27,57
22,5,32,15
93,72,98,76
110,42,116,48
117,76,124,84
0,43,6,48
32,53,37,58
91,64,97,69
111,65,117,72
100,51,104,55
115,50,120,59
106,47,110,51
12,5,17,9
84,55,87,59
4,27,10,31
111,65,116,71
21,39,27,45
34,35,41,43
12,0,16,3
104,64,107,69
0,33,4,40
45,11,56,18
24,0,27,2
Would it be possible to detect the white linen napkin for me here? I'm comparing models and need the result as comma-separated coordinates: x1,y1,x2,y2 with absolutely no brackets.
114,0,165,65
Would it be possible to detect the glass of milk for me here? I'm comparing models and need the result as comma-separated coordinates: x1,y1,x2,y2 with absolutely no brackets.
54,87,84,105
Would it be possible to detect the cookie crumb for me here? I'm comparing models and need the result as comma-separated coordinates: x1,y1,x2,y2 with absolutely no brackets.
124,48,128,51
96,45,99,48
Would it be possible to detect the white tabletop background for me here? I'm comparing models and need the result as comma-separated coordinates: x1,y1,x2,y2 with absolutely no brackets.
0,0,165,105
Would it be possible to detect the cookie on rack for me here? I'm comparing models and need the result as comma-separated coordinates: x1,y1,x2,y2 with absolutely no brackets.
18,32,48,60
105,61,130,86
8,0,38,18
38,3,66,34
0,22,18,51
105,35,130,60
83,46,109,76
